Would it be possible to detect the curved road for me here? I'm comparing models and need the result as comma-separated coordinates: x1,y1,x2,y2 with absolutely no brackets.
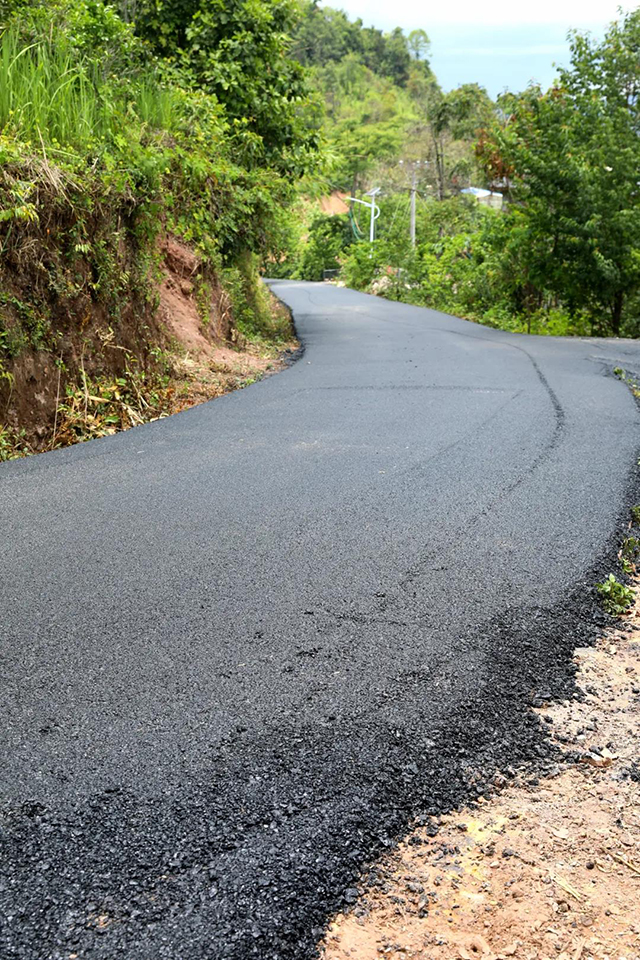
2,282,640,958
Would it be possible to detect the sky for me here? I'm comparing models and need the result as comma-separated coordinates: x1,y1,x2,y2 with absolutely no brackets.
329,0,628,97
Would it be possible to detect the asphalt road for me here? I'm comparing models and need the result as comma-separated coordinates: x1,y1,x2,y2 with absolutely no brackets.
2,282,640,958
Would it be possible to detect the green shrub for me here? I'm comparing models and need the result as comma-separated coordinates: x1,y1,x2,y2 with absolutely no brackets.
596,574,635,616
342,239,401,290
293,213,353,281
331,194,606,337
224,253,291,342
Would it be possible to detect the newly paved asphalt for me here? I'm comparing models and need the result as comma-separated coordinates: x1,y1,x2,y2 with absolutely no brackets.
2,282,640,958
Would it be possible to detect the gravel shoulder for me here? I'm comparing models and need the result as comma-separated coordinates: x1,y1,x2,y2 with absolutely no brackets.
321,589,640,960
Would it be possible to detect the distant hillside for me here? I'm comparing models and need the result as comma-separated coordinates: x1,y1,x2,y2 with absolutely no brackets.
290,3,492,197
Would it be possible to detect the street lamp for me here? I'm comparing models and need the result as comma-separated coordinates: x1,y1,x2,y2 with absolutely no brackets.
347,187,381,243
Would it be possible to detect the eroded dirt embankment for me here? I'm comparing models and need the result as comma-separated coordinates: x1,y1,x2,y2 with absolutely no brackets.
1,234,296,457
321,602,640,960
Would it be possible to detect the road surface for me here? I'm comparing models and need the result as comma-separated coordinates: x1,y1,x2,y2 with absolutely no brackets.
2,282,640,958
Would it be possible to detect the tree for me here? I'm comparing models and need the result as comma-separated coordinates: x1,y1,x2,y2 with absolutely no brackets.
359,24,386,74
407,28,430,62
127,0,321,176
407,74,493,199
380,27,411,87
293,212,353,280
479,9,640,334
290,2,362,67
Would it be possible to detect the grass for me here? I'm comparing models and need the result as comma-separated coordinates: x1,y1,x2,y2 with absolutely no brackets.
0,28,179,156
0,30,113,150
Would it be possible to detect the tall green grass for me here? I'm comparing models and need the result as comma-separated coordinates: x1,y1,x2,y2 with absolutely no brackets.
0,28,115,149
0,28,180,154
134,79,180,133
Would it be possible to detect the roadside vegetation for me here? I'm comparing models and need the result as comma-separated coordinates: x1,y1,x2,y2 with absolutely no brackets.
280,5,640,339
594,499,640,617
597,573,635,616
0,0,318,457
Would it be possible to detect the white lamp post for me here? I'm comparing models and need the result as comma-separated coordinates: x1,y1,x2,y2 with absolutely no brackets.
347,187,381,243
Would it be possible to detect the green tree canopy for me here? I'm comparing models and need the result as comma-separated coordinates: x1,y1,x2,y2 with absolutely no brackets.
127,0,322,176
481,9,640,333
291,2,363,66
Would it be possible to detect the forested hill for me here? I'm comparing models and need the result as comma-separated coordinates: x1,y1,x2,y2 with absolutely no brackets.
289,3,491,198
291,3,429,87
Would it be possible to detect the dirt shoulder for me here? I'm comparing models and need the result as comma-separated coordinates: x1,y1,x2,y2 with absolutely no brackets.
321,604,640,960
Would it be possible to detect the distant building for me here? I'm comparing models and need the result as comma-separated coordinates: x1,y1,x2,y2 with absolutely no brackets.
460,187,504,210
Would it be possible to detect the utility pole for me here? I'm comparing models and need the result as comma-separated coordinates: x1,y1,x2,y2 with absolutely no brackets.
399,160,429,247
410,167,417,248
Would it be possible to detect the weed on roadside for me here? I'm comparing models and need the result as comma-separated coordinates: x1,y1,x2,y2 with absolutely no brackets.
596,574,635,616
613,366,640,399
54,364,172,446
619,535,640,574
0,425,31,460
